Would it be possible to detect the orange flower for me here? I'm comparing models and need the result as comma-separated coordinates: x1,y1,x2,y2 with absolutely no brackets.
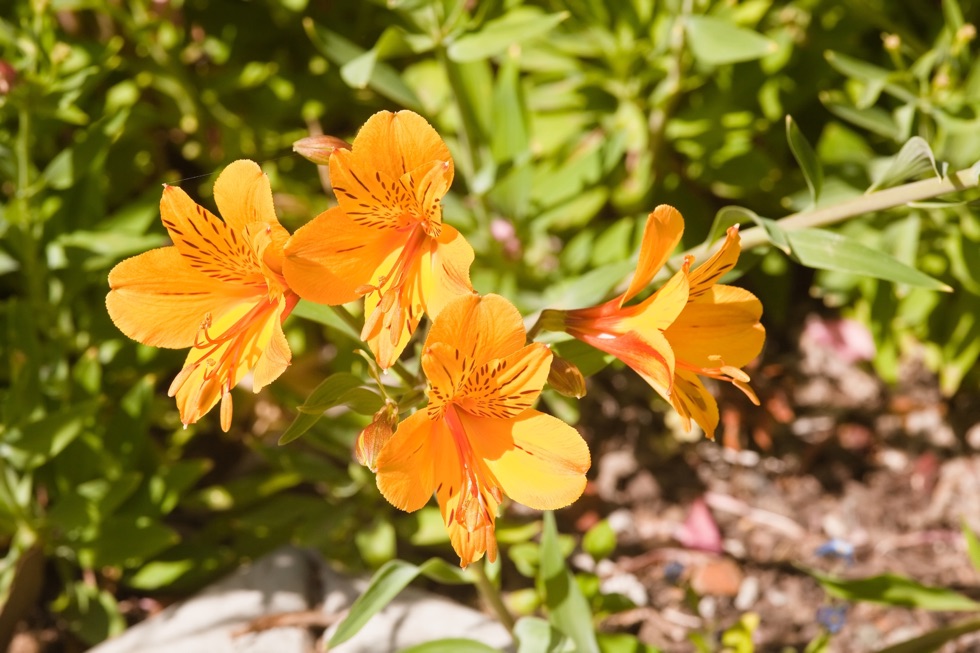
283,110,475,369
106,160,297,431
541,205,765,439
375,294,591,567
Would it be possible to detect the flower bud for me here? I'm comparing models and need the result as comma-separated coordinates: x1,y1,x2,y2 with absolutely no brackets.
547,355,587,399
355,401,399,472
292,134,351,165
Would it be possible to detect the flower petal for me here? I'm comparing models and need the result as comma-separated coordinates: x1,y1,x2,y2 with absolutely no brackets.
463,410,590,511
622,205,685,305
458,343,552,419
375,410,442,512
212,160,289,254
346,110,454,183
106,247,255,348
160,185,266,288
578,328,675,397
252,316,291,392
670,370,720,439
282,206,399,305
665,284,765,369
416,224,475,319
688,225,740,301
424,294,525,367
620,263,690,333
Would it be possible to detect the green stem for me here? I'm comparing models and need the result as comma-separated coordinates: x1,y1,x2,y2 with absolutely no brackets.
667,166,980,274
472,558,516,632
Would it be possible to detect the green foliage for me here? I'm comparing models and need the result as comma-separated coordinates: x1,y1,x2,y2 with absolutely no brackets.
3,0,980,649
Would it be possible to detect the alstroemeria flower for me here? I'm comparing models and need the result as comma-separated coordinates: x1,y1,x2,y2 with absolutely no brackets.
106,160,297,431
375,294,591,567
540,205,765,439
283,110,475,369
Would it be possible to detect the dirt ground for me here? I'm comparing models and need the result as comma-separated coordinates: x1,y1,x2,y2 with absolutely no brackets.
571,313,980,652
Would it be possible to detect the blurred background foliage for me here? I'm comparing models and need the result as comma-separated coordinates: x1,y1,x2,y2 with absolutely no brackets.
2,0,980,648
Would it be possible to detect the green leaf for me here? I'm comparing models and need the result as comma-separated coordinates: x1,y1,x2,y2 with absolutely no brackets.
786,229,952,291
277,411,322,446
786,116,824,205
539,511,599,653
875,617,980,653
962,520,980,573
683,15,776,65
582,520,616,562
942,0,965,32
811,570,980,611
515,616,568,653
448,9,569,62
2,401,99,470
868,137,940,192
820,92,901,140
296,373,382,415
400,639,501,653
328,558,471,647
291,300,362,342
303,19,421,110
126,560,196,590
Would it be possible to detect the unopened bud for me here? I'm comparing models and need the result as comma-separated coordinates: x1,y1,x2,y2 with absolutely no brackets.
538,309,568,334
293,134,351,165
882,33,900,52
355,401,398,471
547,355,587,399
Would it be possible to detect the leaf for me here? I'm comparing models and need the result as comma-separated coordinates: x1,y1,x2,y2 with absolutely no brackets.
786,229,952,291
539,511,599,653
296,373,382,415
515,616,568,653
1,401,99,470
448,9,569,62
303,19,421,110
786,116,824,205
962,520,980,573
277,412,322,447
811,570,980,611
400,639,502,653
868,137,940,192
875,617,980,653
291,300,362,342
683,15,777,65
328,558,471,647
538,259,636,311
820,91,901,140
125,560,196,591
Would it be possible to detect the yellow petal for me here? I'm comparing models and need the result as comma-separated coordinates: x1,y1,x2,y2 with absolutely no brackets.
251,314,291,392
688,225,740,301
457,343,552,419
160,185,266,288
171,297,283,429
620,262,690,333
665,284,765,369
463,410,590,511
282,206,400,305
375,410,442,512
416,224,476,318
344,110,454,184
212,160,289,253
622,205,685,305
670,370,720,439
107,246,255,349
424,294,525,366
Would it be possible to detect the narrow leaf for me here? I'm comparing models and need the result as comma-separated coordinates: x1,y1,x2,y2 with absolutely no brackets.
514,616,568,653
683,16,776,65
875,617,980,653
400,640,501,653
448,9,569,62
786,229,952,291
297,373,367,412
811,570,980,611
329,559,471,647
868,136,940,192
786,116,824,205
277,411,322,446
291,300,362,342
539,512,599,653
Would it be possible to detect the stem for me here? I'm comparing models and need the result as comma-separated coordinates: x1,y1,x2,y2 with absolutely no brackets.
667,166,980,273
472,558,515,632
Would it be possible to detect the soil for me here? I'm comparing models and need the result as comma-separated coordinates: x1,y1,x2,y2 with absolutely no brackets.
570,314,980,652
